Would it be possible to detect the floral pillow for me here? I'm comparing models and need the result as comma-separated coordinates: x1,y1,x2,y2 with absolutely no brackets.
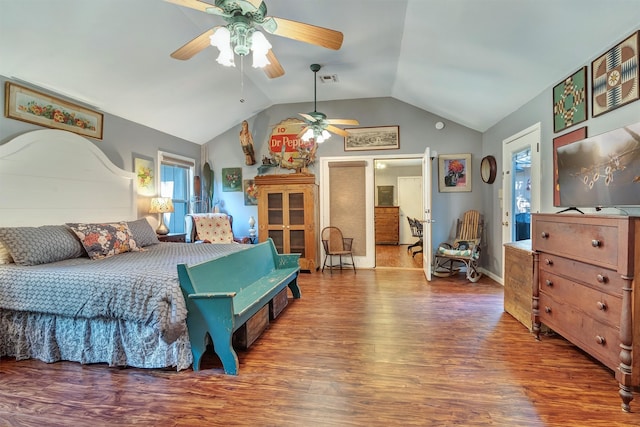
193,213,234,243
66,222,141,260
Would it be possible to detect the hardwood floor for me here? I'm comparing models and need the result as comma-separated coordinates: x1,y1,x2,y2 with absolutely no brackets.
1,270,639,426
376,243,423,269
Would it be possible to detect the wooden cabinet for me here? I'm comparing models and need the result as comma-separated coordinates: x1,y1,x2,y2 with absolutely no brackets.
375,206,399,245
255,174,319,272
532,213,640,412
503,240,534,330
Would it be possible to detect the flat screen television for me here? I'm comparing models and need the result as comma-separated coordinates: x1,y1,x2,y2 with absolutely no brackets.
555,121,640,208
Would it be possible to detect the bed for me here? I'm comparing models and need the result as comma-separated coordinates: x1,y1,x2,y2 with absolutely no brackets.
0,129,249,370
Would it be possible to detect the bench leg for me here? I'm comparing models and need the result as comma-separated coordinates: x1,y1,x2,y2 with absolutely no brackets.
288,277,301,299
210,331,240,375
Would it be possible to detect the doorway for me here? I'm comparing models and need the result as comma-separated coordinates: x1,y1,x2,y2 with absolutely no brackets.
374,158,423,269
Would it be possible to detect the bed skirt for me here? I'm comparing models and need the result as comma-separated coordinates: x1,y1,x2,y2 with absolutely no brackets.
0,310,193,371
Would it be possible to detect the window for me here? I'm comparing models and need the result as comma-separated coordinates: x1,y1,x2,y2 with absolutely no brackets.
158,151,195,234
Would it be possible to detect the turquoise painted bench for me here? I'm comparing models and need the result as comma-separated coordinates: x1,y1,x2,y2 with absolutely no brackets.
177,238,301,374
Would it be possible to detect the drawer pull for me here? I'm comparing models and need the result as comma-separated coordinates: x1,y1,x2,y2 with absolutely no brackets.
597,301,607,311
596,274,607,283
544,258,553,266
591,239,601,247
595,336,606,345
541,231,549,239
545,279,553,287
544,306,552,314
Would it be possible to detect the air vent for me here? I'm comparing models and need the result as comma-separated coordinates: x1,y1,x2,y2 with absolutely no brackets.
318,74,339,83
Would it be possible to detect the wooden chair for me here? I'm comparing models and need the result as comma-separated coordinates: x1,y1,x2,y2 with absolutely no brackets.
321,226,356,274
433,210,483,282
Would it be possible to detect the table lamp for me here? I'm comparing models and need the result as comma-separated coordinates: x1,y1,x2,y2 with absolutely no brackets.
149,197,174,235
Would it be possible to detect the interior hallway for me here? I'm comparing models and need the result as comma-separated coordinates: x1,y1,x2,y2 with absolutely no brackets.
376,244,423,269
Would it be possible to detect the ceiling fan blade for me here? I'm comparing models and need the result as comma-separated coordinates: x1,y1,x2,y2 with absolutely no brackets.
262,50,285,79
164,0,223,14
170,27,218,60
326,119,360,126
296,125,311,139
327,125,350,137
265,17,343,50
299,113,318,123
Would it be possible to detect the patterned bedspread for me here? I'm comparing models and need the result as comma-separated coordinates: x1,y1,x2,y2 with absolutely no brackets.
0,242,248,344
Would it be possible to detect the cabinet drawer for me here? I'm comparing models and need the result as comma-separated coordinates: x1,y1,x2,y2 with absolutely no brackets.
532,217,620,269
538,293,619,370
539,272,622,328
538,253,624,297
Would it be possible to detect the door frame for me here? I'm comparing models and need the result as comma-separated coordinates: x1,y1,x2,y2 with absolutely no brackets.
319,153,424,269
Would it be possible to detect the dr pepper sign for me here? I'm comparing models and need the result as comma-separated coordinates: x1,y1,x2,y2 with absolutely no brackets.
268,118,316,170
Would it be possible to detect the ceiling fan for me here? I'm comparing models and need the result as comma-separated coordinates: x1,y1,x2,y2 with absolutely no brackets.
166,0,344,79
298,64,359,143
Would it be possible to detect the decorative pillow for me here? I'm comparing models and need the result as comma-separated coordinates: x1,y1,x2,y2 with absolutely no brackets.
192,213,233,243
127,218,160,247
438,239,479,259
66,222,141,260
0,225,85,266
0,240,14,264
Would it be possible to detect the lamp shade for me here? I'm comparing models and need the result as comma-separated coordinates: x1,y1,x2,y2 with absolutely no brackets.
149,197,174,214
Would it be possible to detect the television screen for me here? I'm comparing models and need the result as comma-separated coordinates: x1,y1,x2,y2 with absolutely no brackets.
557,122,640,208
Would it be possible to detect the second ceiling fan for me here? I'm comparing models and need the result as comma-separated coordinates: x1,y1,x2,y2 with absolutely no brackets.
298,64,359,143
167,0,344,79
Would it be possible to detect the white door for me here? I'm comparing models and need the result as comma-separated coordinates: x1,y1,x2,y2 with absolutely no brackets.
501,123,541,273
397,176,423,244
422,147,433,281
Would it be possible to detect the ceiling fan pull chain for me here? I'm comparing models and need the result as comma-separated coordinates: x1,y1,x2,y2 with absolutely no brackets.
239,55,245,103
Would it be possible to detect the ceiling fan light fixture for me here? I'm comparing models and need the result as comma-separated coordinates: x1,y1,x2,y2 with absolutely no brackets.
251,31,271,68
210,27,235,67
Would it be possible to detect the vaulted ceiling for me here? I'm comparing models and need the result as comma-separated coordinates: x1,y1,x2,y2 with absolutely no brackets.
2,1,639,144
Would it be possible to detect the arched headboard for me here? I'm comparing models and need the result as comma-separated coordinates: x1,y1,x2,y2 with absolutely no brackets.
0,130,136,226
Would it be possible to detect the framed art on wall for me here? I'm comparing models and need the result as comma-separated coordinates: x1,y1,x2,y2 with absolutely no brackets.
553,67,587,133
344,126,399,151
133,156,155,196
438,154,472,192
591,30,639,117
222,167,242,192
243,179,258,205
552,127,587,207
4,82,104,140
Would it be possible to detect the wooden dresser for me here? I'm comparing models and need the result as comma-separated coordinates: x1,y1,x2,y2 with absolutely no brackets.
374,206,399,245
531,213,640,412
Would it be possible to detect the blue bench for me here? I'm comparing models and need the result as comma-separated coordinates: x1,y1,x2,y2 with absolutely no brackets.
177,239,301,374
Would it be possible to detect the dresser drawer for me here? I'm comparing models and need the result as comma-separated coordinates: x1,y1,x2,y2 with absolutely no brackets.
532,216,620,270
538,253,624,297
539,271,622,328
539,293,620,370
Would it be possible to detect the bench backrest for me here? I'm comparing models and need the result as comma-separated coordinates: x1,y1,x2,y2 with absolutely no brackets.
178,239,281,295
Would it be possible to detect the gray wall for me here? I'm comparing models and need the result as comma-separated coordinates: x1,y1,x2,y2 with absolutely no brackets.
482,41,640,276
1,75,201,218
204,97,484,249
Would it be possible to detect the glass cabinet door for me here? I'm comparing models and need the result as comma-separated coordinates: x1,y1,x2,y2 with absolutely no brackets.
287,192,306,257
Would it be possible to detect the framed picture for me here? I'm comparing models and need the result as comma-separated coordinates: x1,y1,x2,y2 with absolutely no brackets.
4,82,104,140
553,67,587,133
591,30,639,117
344,126,399,151
133,155,155,196
438,154,472,192
552,127,587,207
243,179,258,205
377,185,394,206
222,167,242,192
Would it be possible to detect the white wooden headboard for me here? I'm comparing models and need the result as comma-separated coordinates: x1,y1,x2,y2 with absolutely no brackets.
0,129,136,226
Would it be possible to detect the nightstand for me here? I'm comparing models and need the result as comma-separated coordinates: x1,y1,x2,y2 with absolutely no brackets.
157,233,186,243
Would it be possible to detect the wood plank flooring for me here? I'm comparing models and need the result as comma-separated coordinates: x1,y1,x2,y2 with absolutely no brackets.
1,267,639,426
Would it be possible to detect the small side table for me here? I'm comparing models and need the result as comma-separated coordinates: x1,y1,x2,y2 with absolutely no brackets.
157,233,186,243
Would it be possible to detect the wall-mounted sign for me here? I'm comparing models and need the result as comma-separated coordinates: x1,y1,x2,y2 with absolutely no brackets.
268,118,316,170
